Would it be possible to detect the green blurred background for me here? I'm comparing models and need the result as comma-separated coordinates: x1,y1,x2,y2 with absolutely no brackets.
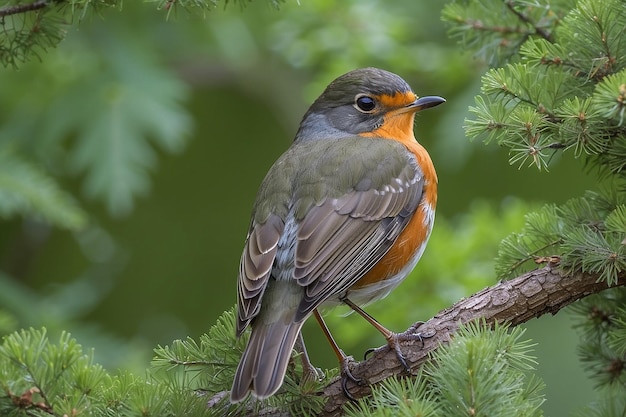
0,1,602,415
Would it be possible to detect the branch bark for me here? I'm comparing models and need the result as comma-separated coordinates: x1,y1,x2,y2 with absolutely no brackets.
319,264,626,416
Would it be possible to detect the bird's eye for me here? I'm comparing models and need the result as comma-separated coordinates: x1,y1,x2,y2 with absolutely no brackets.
355,95,376,112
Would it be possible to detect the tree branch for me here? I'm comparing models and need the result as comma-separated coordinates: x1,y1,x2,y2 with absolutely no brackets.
319,264,626,416
505,0,554,43
0,0,50,18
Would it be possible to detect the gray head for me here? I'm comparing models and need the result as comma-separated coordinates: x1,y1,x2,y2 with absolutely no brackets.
295,67,445,141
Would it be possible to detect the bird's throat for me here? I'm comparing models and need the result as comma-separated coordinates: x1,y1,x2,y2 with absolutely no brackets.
359,112,417,144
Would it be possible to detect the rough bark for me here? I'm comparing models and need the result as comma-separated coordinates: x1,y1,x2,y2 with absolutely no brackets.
319,264,626,416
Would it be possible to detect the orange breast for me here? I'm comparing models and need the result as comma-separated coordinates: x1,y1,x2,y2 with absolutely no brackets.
351,111,438,290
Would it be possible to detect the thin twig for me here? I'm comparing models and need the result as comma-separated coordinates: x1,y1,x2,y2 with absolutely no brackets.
505,0,554,43
0,0,50,18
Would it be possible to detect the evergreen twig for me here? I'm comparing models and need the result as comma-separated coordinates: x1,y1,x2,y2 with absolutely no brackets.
0,0,51,18
504,0,554,43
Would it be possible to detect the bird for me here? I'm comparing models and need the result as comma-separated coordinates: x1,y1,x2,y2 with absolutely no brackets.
231,67,445,403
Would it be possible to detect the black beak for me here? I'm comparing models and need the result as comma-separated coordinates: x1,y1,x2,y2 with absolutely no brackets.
410,96,446,111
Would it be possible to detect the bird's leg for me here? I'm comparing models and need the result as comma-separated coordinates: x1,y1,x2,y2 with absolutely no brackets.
293,331,323,384
313,309,362,401
341,297,432,373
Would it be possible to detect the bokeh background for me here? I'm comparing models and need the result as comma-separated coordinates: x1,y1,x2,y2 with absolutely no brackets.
0,1,601,415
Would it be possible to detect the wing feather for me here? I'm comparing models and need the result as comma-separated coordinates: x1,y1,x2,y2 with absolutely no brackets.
237,214,283,335
293,169,424,321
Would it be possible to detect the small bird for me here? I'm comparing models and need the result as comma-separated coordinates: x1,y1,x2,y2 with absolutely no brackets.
231,67,444,402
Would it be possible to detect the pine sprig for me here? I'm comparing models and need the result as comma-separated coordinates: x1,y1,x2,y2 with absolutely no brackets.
427,321,544,417
605,205,626,235
496,191,626,280
345,322,544,417
593,70,626,126
571,289,626,390
152,307,329,416
0,0,122,68
495,204,562,278
562,0,626,80
0,326,242,416
452,0,626,176
0,328,106,416
151,307,245,394
442,0,561,66
448,0,626,289
344,374,437,417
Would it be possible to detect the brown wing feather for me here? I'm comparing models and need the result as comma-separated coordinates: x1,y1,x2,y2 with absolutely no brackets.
293,170,423,321
237,214,284,335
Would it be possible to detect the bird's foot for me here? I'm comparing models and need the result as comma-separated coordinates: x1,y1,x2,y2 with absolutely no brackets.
300,362,324,385
363,321,436,372
339,355,363,401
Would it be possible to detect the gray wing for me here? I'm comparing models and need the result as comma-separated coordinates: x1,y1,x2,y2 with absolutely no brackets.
293,169,424,321
237,214,283,336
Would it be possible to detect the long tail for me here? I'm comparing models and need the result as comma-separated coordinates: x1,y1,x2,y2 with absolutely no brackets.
230,320,304,402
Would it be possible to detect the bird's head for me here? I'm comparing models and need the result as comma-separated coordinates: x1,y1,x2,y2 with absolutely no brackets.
295,67,445,142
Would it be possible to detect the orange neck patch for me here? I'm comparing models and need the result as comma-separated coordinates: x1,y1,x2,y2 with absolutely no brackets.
359,91,419,144
362,111,416,143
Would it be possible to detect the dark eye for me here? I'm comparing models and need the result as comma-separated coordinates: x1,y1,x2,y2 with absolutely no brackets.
355,95,376,112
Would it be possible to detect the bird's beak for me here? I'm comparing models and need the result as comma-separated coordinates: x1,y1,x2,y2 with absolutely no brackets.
408,96,446,112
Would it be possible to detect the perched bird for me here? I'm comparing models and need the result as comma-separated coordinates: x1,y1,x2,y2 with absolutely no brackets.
231,67,444,402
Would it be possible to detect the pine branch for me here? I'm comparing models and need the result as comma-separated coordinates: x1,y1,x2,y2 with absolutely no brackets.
0,0,50,18
319,263,626,416
504,0,554,43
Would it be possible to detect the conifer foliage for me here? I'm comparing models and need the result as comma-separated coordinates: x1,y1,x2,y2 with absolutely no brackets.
345,322,544,417
443,0,626,281
443,0,626,414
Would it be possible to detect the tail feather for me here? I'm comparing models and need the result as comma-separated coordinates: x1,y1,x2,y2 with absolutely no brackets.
231,321,304,402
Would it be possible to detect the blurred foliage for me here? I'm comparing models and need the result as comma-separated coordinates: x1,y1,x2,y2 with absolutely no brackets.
0,28,192,218
0,0,463,222
0,0,467,355
0,149,86,229
569,289,626,417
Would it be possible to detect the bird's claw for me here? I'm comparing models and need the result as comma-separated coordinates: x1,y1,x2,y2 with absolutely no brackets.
386,323,436,373
406,321,436,339
340,356,363,401
301,363,324,385
363,347,376,360
387,333,412,372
